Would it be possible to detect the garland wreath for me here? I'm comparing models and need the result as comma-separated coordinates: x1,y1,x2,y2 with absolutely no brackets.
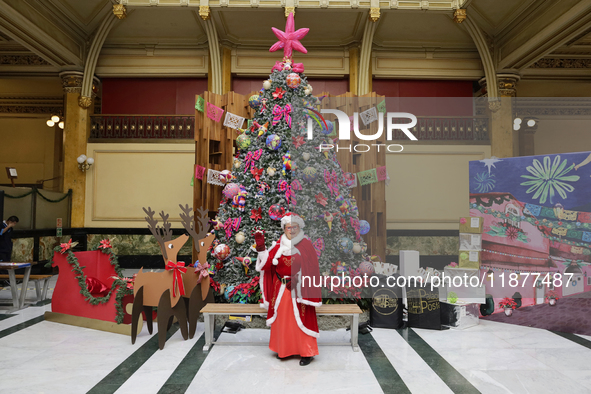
49,239,133,324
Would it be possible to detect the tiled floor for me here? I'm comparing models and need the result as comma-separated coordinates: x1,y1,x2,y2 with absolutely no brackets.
1,274,590,394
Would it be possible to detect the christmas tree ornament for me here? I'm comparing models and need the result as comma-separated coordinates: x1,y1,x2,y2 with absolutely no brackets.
249,95,261,108
304,88,311,95
302,166,318,182
302,152,310,161
266,134,282,150
359,220,370,235
282,152,291,174
272,87,286,100
352,243,362,254
272,104,292,127
307,84,313,93
219,170,233,184
256,121,270,137
321,120,334,135
286,73,301,89
268,204,285,220
213,244,231,261
315,192,328,207
236,134,251,150
234,159,242,169
263,80,272,90
359,261,375,276
269,12,309,59
267,167,277,176
339,237,353,253
324,212,334,232
223,183,241,200
235,232,246,244
361,241,368,253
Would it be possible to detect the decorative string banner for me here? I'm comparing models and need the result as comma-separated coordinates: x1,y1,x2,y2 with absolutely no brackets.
376,166,388,182
357,168,378,186
206,102,224,122
195,96,205,112
206,169,225,186
377,100,386,113
360,107,378,126
195,165,207,180
224,112,245,130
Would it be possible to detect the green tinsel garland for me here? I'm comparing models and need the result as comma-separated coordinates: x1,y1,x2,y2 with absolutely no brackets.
51,242,133,324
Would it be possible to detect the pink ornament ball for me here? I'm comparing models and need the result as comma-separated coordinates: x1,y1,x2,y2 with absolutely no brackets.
213,244,231,261
223,183,241,200
359,261,375,276
286,73,301,89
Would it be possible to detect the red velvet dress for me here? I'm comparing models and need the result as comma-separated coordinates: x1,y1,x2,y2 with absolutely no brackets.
257,235,322,358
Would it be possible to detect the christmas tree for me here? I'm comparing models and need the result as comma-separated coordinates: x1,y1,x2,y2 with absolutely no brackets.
208,13,368,303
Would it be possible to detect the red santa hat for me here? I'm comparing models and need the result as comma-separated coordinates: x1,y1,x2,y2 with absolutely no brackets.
280,212,305,230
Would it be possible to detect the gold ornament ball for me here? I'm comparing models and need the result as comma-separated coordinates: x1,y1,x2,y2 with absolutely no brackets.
263,80,272,90
352,243,361,254
307,84,313,93
304,89,311,95
234,160,242,169
267,167,276,176
235,232,246,244
302,152,310,161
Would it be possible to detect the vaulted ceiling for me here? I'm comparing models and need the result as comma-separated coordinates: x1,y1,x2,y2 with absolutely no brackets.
0,0,590,79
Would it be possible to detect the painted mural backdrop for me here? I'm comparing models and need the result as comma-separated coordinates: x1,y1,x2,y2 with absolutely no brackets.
469,151,591,319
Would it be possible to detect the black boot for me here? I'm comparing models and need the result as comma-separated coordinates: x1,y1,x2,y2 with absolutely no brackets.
299,357,313,366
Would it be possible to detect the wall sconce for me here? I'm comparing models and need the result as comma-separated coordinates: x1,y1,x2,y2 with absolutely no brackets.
77,155,94,172
46,114,64,129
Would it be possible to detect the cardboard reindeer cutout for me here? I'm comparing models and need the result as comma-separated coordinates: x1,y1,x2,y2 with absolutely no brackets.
179,204,215,339
131,207,191,349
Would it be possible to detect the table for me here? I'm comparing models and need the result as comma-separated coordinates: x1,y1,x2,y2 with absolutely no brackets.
0,262,32,310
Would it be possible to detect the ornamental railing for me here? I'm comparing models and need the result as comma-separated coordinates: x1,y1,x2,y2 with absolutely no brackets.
389,116,489,141
89,115,488,141
90,115,194,139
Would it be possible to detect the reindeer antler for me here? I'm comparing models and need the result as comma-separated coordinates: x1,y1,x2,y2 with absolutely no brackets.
179,204,210,253
143,206,168,261
159,211,173,241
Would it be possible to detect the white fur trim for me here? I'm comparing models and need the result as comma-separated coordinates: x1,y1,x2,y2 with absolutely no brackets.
291,289,320,338
256,249,270,271
281,213,305,230
297,298,323,307
266,282,286,326
259,270,269,309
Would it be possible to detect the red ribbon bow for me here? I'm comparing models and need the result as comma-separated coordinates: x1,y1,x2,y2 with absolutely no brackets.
272,104,292,127
278,179,302,205
244,149,263,173
166,261,187,297
324,169,339,197
60,239,73,254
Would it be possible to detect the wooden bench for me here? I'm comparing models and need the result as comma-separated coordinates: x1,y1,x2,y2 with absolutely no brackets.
0,274,53,302
200,303,363,352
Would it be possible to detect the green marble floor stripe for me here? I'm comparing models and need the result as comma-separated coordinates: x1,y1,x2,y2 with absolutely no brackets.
0,315,44,338
156,329,219,394
360,332,411,394
398,329,481,394
0,313,17,321
87,324,180,394
551,330,591,350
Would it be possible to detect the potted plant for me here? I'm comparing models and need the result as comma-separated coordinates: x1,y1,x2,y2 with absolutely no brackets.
499,297,517,316
546,290,559,306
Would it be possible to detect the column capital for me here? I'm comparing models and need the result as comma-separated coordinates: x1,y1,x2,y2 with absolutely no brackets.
369,8,380,22
454,9,466,24
113,4,127,20
59,71,84,94
199,5,210,20
497,73,520,97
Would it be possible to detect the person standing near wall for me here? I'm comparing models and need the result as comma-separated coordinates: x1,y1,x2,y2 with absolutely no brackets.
0,216,19,262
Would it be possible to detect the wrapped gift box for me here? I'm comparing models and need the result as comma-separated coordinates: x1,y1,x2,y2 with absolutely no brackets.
459,217,482,233
459,250,480,269
459,233,482,251
440,301,480,330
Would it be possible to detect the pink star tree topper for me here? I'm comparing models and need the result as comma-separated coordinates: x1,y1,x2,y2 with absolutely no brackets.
269,12,309,59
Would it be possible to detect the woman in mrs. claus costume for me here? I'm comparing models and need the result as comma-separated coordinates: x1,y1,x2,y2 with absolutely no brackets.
255,213,322,366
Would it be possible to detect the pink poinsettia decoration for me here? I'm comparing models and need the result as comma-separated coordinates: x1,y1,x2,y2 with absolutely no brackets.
460,218,467,224
99,239,112,249
60,239,73,254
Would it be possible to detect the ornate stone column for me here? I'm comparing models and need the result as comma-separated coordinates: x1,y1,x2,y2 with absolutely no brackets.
60,71,92,228
480,74,520,158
